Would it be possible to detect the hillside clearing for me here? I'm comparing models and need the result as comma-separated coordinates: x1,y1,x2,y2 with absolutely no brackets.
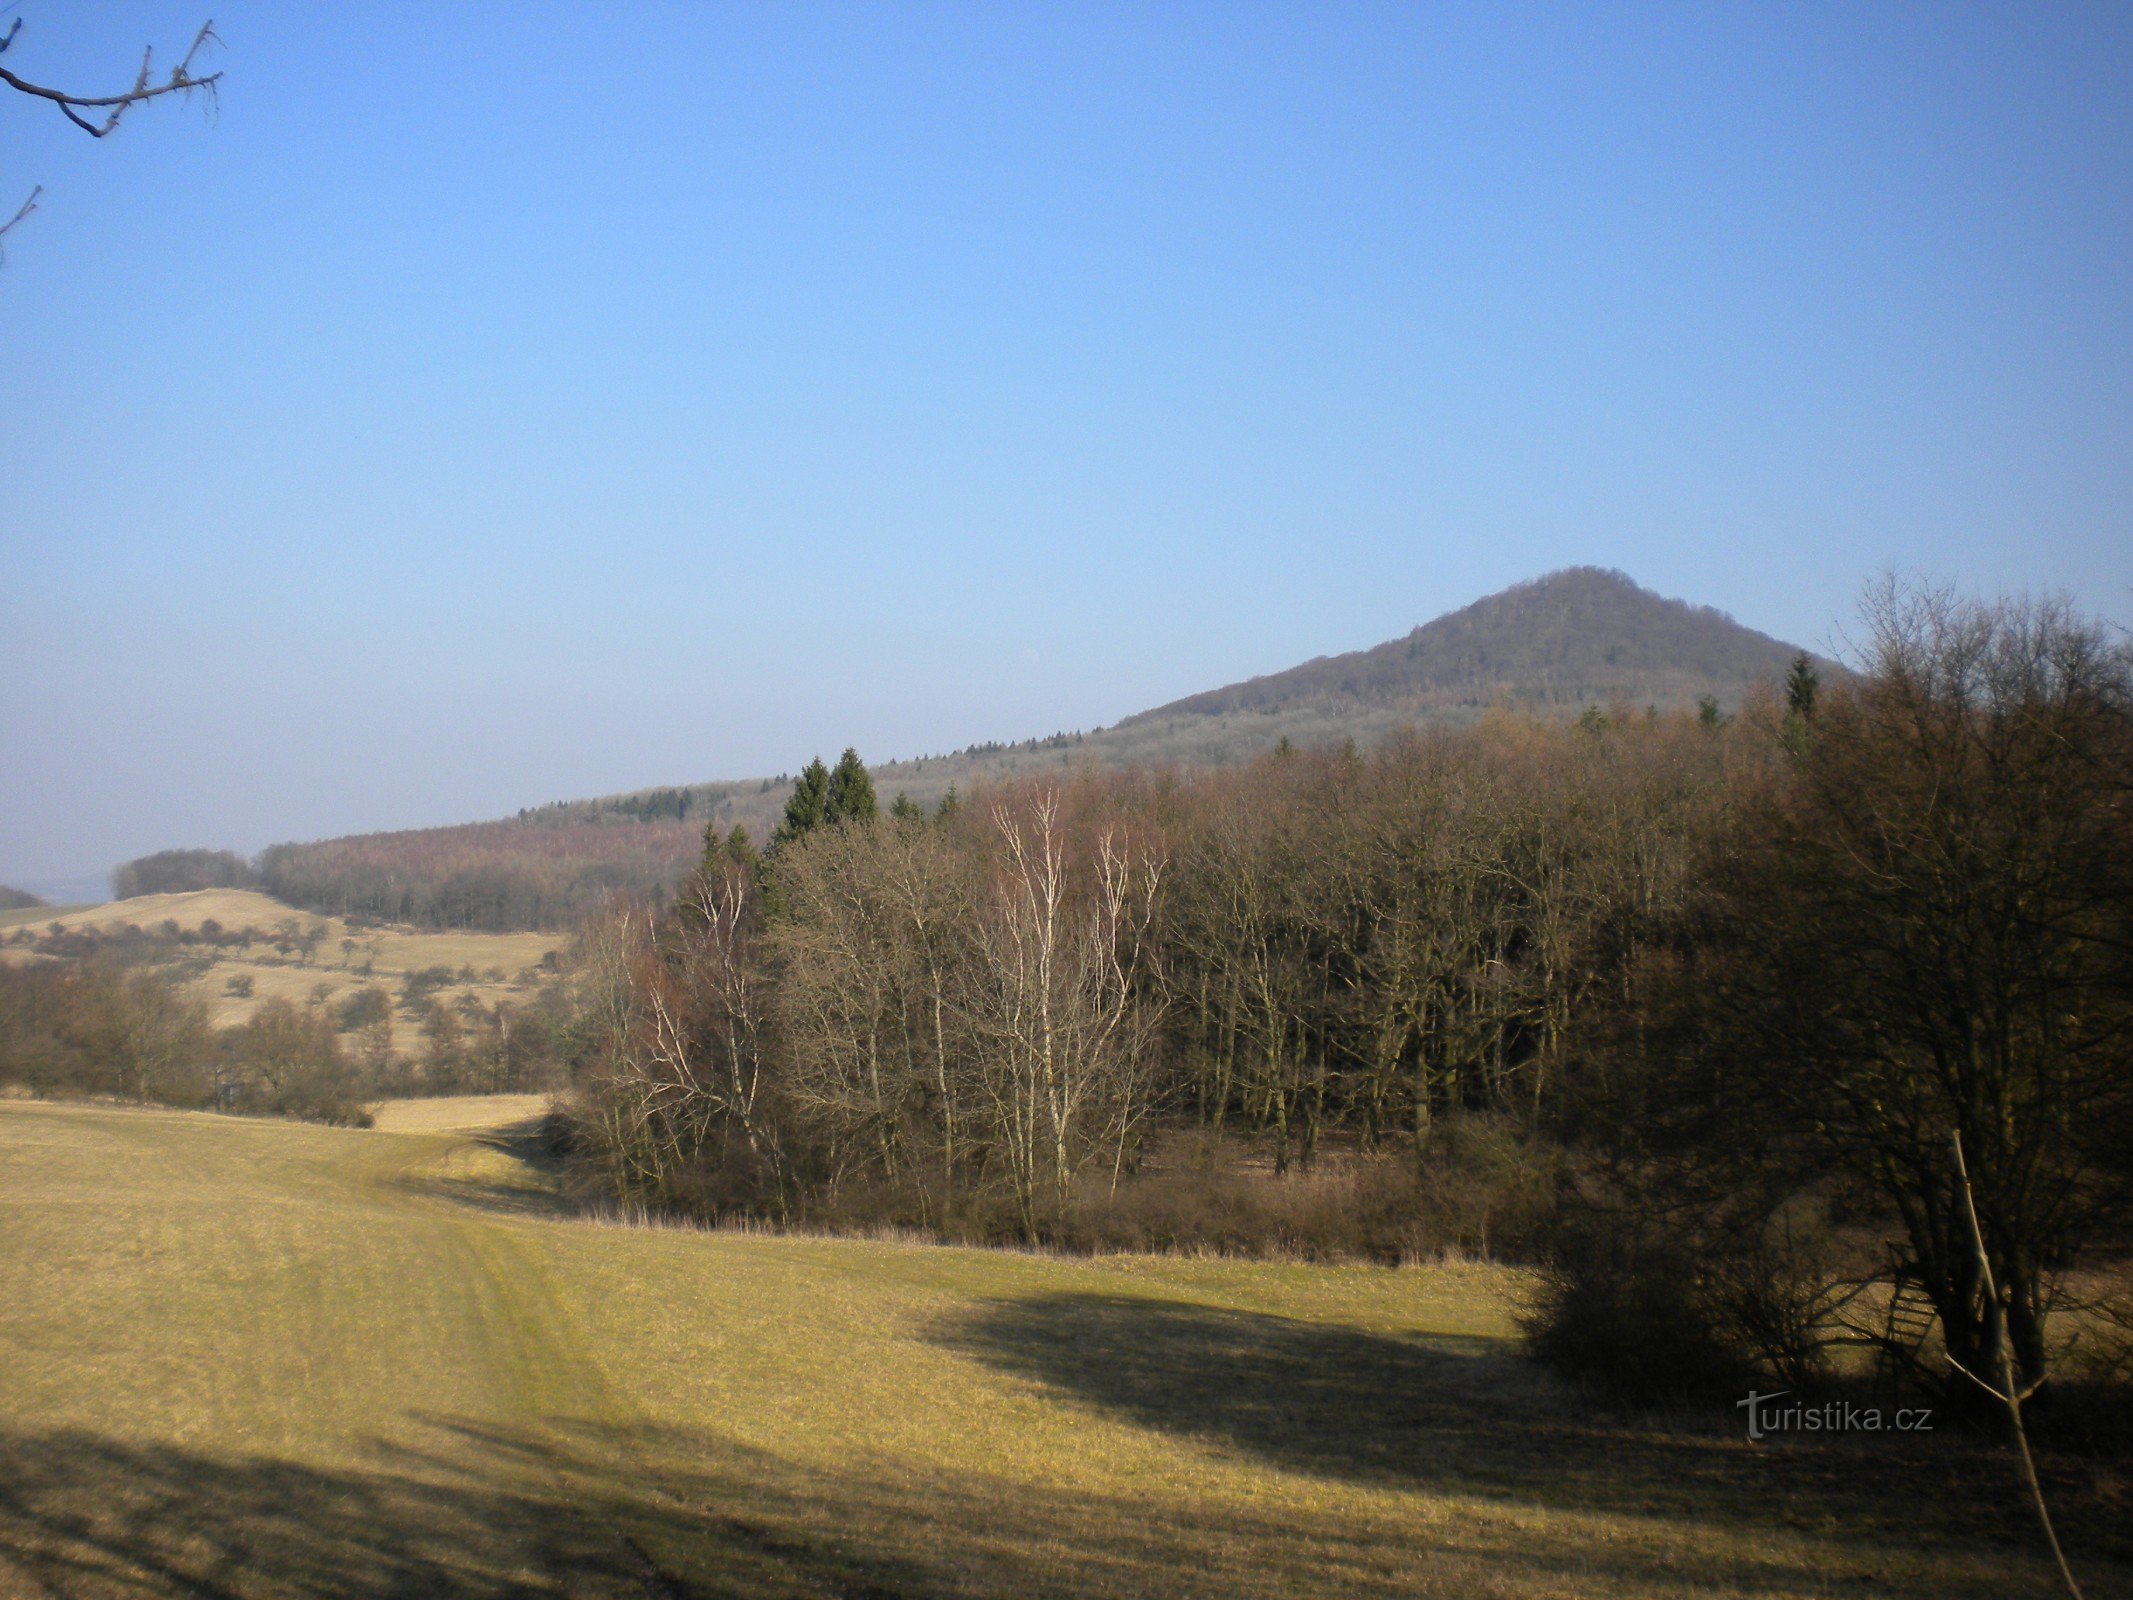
0,889,564,1057
0,1098,2117,1599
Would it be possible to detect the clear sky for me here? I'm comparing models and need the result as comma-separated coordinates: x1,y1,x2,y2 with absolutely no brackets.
3,2,2128,890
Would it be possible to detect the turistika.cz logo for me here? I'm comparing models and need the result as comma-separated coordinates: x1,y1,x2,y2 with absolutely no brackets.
1737,1390,1934,1441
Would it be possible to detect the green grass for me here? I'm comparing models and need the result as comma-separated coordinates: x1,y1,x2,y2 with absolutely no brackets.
0,1100,2121,1598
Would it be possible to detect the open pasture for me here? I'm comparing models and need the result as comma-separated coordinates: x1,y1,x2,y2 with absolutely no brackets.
0,1098,2121,1599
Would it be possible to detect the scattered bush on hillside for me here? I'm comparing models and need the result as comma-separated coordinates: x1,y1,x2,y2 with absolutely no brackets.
1522,1211,1752,1402
399,966,457,1010
336,987,392,1032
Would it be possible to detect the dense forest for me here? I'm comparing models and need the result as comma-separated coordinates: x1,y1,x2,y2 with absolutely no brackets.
565,585,2133,1407
254,819,704,931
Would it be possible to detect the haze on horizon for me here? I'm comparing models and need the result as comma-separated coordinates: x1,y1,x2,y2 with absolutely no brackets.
3,1,2128,892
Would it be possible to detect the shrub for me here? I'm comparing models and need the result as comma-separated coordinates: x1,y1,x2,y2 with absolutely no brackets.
1521,1213,1749,1401
1522,1188,1856,1401
336,987,392,1033
399,967,457,1009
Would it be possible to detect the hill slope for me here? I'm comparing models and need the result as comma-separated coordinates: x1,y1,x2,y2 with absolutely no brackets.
253,569,1822,927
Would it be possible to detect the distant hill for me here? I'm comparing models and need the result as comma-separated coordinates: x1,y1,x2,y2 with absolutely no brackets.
855,565,1822,792
250,569,1823,928
1134,566,1808,724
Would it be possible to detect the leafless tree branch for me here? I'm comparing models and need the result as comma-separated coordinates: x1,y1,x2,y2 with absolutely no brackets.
0,185,39,260
0,18,222,138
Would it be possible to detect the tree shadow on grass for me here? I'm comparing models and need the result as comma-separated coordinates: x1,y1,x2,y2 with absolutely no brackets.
0,1408,2114,1600
931,1292,2133,1571
0,1422,917,1600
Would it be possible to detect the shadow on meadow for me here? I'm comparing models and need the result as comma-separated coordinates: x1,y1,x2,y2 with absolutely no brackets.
931,1291,2133,1572
0,1422,906,1600
0,1402,2120,1600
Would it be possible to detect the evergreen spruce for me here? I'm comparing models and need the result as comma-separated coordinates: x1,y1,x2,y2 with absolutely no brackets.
772,758,832,851
825,747,878,826
1785,652,1819,721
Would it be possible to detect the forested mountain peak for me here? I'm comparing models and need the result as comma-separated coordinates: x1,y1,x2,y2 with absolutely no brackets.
1129,567,1812,724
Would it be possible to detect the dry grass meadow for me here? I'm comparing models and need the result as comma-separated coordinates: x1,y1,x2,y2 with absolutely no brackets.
3,1099,2126,1597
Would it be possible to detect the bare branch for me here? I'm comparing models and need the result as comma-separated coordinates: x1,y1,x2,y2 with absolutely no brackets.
1952,1131,2086,1600
0,19,222,139
0,186,39,229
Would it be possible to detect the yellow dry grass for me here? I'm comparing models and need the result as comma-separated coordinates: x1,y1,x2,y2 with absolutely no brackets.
14,888,305,934
0,1098,2117,1599
369,1093,556,1133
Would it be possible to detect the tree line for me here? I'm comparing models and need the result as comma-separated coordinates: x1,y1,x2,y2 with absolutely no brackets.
109,848,257,899
254,819,701,931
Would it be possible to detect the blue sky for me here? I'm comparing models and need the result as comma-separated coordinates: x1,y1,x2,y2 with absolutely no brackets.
3,2,2129,888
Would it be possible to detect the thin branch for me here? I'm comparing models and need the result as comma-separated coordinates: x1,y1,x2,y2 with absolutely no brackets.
0,20,222,139
0,185,39,265
1951,1131,2085,1600
0,186,39,258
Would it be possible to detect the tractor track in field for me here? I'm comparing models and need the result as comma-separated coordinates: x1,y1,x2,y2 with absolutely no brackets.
354,1123,698,1600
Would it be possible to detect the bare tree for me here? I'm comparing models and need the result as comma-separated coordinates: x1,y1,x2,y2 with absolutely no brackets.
970,791,1164,1238
1,16,221,257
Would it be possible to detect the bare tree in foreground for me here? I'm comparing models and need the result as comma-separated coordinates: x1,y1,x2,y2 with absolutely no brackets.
0,16,221,257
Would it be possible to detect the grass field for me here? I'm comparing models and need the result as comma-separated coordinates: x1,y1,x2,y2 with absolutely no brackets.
1,1100,2123,1599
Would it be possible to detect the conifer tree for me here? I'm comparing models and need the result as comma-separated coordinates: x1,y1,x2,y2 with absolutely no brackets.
773,758,832,850
890,792,923,822
824,747,877,826
1785,651,1819,721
